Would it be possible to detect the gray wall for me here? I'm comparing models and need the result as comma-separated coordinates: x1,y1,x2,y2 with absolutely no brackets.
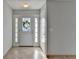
3,0,12,56
47,0,76,55
40,4,47,54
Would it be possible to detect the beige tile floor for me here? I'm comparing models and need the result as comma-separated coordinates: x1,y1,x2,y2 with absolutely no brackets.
4,47,47,59
4,47,76,59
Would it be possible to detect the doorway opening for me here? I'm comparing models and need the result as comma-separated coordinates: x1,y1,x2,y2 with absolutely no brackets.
13,16,40,47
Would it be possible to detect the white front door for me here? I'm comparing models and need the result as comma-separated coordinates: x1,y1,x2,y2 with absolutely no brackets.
13,16,40,46
16,16,40,46
18,17,33,46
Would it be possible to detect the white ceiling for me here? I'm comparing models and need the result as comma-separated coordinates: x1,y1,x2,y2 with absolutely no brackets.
7,0,46,10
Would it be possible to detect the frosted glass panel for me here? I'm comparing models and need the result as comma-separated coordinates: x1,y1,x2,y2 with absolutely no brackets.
15,18,18,42
35,18,38,43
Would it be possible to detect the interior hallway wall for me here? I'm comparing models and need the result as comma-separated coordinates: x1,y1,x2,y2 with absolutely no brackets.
40,4,47,54
47,0,76,55
3,0,12,56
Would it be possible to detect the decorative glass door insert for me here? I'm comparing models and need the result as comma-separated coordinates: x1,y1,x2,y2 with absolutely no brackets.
22,18,31,32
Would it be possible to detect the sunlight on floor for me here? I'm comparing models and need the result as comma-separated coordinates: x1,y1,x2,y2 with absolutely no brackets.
4,47,47,59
